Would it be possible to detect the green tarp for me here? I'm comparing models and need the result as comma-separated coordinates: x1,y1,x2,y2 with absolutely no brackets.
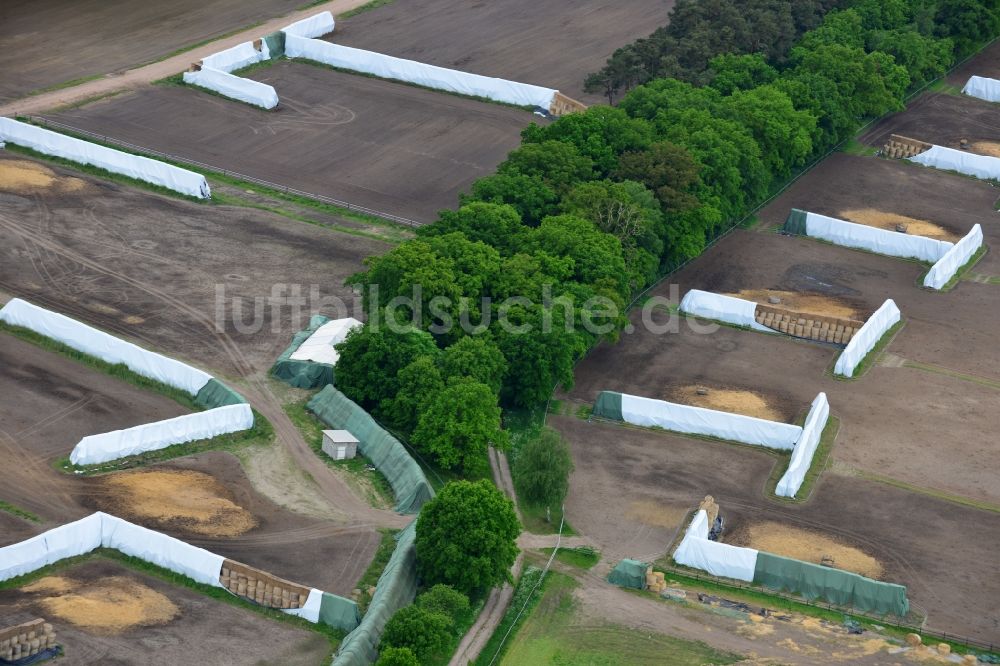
753,552,908,617
320,592,361,633
308,386,434,514
783,208,808,235
592,391,624,421
263,31,285,59
271,315,336,389
608,559,647,590
194,378,247,409
333,522,418,665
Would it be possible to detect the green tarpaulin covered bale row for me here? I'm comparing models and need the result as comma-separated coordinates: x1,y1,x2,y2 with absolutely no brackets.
271,314,336,389
592,391,624,421
320,592,362,633
753,552,908,617
608,559,648,590
194,377,247,410
307,386,434,514
782,208,809,235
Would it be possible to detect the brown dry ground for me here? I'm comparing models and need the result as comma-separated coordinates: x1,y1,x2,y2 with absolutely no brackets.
0,560,330,665
330,0,672,103
728,288,863,320
838,208,959,242
726,521,884,579
45,60,535,223
666,385,784,422
553,414,1000,642
0,152,386,376
0,335,379,595
0,0,304,102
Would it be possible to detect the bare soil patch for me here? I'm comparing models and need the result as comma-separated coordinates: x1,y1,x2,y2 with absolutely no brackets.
728,289,862,320
624,501,688,530
668,384,784,422
25,575,179,634
839,208,958,242
0,159,88,194
726,521,883,579
96,469,257,537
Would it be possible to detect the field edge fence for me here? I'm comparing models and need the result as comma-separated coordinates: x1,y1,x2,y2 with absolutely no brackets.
20,116,422,228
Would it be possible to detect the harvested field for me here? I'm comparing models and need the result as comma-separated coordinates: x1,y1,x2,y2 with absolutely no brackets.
0,0,305,102
95,470,257,538
330,0,672,103
0,560,330,665
46,60,535,222
25,575,179,634
838,208,958,242
667,385,784,422
553,414,1000,642
727,289,862,320
0,159,88,194
0,152,387,376
725,522,883,579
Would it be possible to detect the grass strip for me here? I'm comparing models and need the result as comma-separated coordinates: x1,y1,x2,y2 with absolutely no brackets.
340,0,397,17
940,245,988,290
354,528,400,615
902,359,1000,391
473,566,546,666
825,320,904,380
763,416,840,503
284,397,394,508
539,546,599,569
0,500,41,523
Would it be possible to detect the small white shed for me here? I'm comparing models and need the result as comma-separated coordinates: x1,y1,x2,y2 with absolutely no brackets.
322,429,359,460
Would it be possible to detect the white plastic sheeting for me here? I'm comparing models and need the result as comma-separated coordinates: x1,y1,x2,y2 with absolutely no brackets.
290,317,362,365
833,299,901,377
101,514,224,587
924,224,984,290
802,211,952,263
620,393,802,450
0,298,212,395
0,118,210,198
201,41,267,72
909,144,1000,182
70,404,255,465
673,510,758,582
0,513,223,588
775,393,830,498
678,289,771,332
283,11,335,38
0,514,103,582
284,589,324,622
962,75,1000,103
183,68,279,109
285,35,557,109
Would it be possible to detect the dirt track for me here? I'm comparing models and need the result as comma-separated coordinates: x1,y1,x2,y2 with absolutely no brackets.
331,0,672,103
46,61,533,222
0,559,331,665
553,415,1000,642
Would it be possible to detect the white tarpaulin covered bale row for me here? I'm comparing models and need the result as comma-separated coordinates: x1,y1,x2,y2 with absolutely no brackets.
0,512,332,624
775,393,829,498
673,509,758,581
783,209,952,263
909,144,1000,182
679,290,771,331
0,298,254,464
283,11,336,38
962,75,1000,103
0,118,210,198
833,299,901,377
283,34,557,110
923,224,984,289
290,317,362,365
184,40,278,109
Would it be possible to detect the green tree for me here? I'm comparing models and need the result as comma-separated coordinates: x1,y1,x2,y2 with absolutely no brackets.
499,140,595,194
380,606,451,661
521,106,652,176
722,84,817,179
334,325,438,412
380,355,444,435
416,585,471,624
415,480,521,597
614,141,700,214
935,0,1000,57
526,215,629,297
375,646,420,666
440,335,508,395
512,427,574,510
412,379,509,476
466,172,559,225
866,29,953,88
708,53,777,95
418,202,526,252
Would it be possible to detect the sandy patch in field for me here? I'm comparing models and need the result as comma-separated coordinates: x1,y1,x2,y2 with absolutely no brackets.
728,289,862,320
624,501,688,529
0,159,87,194
671,385,784,422
970,140,1000,158
28,575,178,634
738,522,883,579
99,469,257,537
840,208,958,242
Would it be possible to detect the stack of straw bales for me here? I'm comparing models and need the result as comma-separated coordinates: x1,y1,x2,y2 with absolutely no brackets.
0,619,57,662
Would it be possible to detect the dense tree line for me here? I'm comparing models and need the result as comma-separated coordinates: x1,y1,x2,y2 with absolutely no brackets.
335,0,999,478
